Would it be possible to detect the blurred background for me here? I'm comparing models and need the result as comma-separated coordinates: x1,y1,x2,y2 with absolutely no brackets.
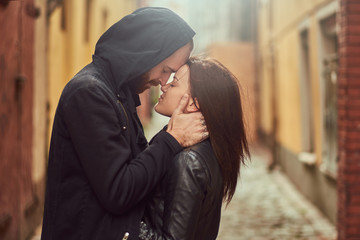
1,0,359,239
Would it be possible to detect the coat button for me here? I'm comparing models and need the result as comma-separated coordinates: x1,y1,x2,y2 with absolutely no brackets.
122,126,127,130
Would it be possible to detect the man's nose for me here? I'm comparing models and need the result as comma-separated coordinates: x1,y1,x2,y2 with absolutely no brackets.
159,77,169,86
160,79,167,86
160,73,172,86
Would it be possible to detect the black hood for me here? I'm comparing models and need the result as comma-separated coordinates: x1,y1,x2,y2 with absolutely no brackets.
93,7,195,91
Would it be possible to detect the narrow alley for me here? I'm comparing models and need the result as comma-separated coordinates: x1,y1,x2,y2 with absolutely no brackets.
2,0,360,239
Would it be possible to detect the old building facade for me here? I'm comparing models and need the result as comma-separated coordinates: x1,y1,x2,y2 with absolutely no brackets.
257,0,360,238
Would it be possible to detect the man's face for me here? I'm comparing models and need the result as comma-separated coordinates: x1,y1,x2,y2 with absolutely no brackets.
135,41,193,93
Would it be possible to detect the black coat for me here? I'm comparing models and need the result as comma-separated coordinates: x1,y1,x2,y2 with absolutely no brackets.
140,139,224,240
41,7,195,240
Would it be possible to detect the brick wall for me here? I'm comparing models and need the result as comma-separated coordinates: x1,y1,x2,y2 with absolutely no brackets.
337,0,360,239
0,0,40,239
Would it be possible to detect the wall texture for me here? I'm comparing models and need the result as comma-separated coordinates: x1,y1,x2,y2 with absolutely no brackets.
337,0,360,238
0,0,41,239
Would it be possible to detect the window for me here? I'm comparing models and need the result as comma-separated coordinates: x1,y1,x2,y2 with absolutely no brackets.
318,12,338,178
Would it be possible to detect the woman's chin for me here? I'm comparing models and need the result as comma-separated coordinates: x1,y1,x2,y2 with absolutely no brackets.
154,106,170,117
154,106,171,117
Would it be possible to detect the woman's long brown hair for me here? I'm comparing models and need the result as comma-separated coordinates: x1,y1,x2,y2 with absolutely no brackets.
187,56,250,205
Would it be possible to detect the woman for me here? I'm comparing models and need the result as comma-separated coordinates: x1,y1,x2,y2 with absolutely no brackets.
139,57,250,240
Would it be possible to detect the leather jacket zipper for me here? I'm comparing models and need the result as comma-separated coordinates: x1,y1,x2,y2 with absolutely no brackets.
116,94,130,132
116,94,136,158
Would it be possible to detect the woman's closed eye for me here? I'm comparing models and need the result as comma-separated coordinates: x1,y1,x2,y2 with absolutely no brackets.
168,78,179,88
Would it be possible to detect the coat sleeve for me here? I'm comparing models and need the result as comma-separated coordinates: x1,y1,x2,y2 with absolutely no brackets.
139,150,208,240
61,80,182,214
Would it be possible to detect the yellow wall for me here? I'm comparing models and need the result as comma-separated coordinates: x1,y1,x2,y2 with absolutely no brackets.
33,0,47,183
275,31,302,152
48,0,136,142
272,0,328,36
257,0,337,162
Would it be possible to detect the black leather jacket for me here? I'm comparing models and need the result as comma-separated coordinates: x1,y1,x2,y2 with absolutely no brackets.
140,139,224,240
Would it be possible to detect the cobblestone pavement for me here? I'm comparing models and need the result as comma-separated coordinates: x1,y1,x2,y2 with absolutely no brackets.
217,147,337,240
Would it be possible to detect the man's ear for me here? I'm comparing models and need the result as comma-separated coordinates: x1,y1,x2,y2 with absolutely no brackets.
186,97,200,113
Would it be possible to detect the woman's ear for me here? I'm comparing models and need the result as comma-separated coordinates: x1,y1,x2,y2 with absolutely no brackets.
186,97,200,113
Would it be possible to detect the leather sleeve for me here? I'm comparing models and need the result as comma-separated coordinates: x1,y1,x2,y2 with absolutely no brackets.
139,149,209,240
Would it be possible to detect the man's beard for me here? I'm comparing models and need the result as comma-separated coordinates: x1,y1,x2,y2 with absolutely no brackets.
129,71,151,94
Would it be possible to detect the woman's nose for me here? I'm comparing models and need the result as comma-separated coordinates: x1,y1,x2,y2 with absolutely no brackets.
161,84,169,93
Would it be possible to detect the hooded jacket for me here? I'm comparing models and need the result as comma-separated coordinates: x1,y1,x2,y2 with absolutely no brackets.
41,7,195,240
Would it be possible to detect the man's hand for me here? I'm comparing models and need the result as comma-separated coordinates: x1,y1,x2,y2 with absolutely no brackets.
167,94,208,147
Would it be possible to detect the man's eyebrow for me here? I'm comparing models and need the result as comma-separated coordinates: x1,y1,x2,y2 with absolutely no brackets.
165,66,176,72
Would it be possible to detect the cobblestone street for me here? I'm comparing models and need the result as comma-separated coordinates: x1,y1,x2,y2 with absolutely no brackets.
217,148,337,240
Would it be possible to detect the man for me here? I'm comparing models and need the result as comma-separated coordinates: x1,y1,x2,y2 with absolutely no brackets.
41,7,206,240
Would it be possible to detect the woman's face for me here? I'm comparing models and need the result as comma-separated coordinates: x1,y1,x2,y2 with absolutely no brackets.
154,64,191,117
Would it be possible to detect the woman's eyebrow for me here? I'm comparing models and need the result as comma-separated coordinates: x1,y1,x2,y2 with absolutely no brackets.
174,71,187,82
